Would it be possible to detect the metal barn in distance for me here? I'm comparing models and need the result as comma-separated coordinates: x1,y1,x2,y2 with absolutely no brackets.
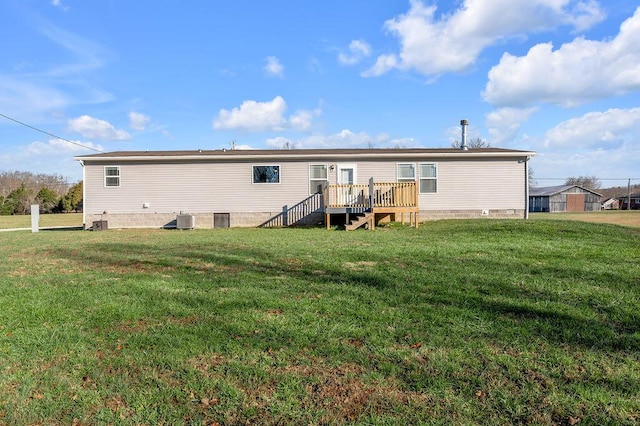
529,185,602,213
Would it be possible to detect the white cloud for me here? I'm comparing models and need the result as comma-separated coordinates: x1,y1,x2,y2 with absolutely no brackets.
486,107,538,145
289,108,322,131
338,40,372,65
0,77,69,119
214,97,287,132
0,25,111,120
364,0,605,77
264,56,284,78
267,130,420,150
0,138,100,181
39,24,106,77
532,143,639,184
361,54,398,77
484,7,640,107
543,108,640,149
213,96,320,132
526,107,640,184
67,115,131,140
50,0,68,10
27,138,103,155
266,136,297,149
129,112,150,131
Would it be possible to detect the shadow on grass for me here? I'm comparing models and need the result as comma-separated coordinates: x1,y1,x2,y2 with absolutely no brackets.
52,237,639,354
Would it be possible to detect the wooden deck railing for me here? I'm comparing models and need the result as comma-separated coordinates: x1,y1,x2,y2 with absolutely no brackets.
323,179,418,209
371,181,417,207
259,193,324,228
325,184,370,208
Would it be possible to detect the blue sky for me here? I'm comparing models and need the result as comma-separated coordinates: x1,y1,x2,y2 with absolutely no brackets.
1,0,639,186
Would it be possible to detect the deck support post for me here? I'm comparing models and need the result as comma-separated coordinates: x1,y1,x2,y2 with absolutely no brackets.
282,205,288,227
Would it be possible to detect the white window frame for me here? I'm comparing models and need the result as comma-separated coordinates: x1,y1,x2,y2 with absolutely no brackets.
419,163,437,194
397,163,416,183
104,166,120,187
252,164,281,184
309,164,328,194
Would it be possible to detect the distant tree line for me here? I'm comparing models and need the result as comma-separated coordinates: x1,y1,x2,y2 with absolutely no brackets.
451,137,490,149
564,176,601,191
0,171,82,215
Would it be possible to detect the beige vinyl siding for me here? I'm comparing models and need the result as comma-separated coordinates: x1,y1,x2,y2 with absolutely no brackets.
83,156,526,216
420,159,524,210
84,160,313,215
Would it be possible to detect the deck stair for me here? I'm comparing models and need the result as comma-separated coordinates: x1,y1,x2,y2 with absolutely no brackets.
323,178,419,230
345,212,374,231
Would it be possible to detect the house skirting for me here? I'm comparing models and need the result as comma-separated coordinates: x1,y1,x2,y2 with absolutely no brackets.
85,208,525,229
419,209,525,221
84,211,324,229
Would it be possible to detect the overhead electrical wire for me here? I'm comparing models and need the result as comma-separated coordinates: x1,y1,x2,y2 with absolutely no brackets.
0,112,104,153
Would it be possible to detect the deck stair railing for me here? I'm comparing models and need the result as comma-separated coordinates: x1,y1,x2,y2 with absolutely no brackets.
259,193,324,228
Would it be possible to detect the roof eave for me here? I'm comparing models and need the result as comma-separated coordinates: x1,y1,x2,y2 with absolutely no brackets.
74,150,537,162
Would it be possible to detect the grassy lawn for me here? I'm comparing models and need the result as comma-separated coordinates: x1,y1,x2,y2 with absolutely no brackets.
531,210,640,228
0,213,83,229
1,221,638,424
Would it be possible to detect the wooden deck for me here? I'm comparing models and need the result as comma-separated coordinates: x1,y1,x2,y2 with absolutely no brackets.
323,179,419,230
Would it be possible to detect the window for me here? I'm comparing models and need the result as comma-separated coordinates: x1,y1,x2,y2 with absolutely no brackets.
397,163,416,182
419,163,437,193
309,164,328,194
252,165,280,184
104,166,120,187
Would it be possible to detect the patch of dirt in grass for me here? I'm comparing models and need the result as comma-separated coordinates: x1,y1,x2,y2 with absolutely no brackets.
115,318,158,333
343,261,377,270
187,353,226,377
239,357,433,423
113,315,200,334
105,394,134,419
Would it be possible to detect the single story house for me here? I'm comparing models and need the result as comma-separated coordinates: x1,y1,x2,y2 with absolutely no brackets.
529,185,601,213
601,198,620,210
619,192,640,210
74,147,535,229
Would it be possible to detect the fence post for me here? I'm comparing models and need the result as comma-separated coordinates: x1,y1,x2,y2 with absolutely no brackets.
31,204,39,233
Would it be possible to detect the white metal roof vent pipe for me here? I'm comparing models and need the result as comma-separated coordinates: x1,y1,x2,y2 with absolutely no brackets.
460,119,469,151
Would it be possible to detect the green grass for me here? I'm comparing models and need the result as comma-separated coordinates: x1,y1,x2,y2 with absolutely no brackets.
530,210,640,228
1,220,639,424
0,212,82,229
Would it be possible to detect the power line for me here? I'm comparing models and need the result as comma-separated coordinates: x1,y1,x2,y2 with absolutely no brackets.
0,112,104,153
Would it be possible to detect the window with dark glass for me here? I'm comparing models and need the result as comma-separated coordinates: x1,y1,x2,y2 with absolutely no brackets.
253,165,280,183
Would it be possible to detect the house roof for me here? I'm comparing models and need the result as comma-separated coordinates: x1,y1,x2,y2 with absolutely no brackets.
75,147,536,162
529,185,602,197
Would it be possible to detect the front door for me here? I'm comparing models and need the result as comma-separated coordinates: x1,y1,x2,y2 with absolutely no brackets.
337,164,357,205
338,165,355,185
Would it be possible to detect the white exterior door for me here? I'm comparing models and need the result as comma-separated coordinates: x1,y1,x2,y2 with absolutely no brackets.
337,164,357,205
337,164,356,184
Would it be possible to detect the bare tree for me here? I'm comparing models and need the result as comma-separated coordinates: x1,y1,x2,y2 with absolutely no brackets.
0,171,69,198
451,137,490,149
528,167,537,187
565,176,601,190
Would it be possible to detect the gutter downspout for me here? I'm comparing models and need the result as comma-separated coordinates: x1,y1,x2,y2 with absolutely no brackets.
79,160,86,228
524,157,530,219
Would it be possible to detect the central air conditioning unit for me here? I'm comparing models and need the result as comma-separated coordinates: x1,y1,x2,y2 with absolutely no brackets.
176,214,196,230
